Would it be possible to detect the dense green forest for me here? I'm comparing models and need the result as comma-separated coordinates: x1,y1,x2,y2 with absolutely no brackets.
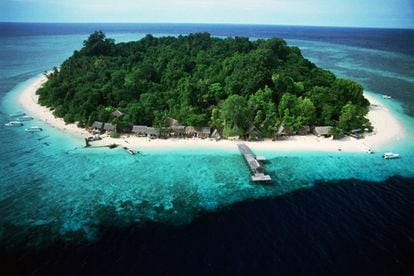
37,31,371,137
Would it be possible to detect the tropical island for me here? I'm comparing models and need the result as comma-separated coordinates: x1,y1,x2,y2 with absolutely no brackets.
36,31,372,140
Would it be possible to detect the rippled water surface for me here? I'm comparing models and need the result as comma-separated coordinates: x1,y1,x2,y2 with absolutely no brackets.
0,23,413,274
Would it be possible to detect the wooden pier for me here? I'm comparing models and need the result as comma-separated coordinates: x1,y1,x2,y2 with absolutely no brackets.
237,144,272,183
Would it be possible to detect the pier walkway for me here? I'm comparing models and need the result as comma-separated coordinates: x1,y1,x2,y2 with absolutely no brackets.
237,144,272,183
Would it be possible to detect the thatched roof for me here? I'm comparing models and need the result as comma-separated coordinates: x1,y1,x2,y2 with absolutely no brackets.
147,127,160,136
132,125,148,133
296,125,311,135
165,117,179,127
211,129,221,139
276,124,290,136
111,110,124,117
245,123,262,137
92,121,103,129
103,123,116,131
171,125,185,132
313,126,332,136
185,126,197,134
200,127,211,135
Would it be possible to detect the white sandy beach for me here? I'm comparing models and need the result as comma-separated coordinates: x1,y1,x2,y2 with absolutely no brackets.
17,75,405,153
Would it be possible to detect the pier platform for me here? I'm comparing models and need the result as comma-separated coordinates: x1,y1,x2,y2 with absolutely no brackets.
237,144,272,183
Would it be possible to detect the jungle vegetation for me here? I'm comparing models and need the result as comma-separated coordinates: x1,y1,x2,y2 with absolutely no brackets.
37,31,371,137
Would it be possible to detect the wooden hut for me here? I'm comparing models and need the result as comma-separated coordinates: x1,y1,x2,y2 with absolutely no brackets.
165,117,179,127
91,121,103,133
245,124,262,141
296,125,311,135
275,124,290,139
313,126,333,137
170,125,185,137
198,127,211,139
103,123,116,132
111,110,124,118
211,129,221,140
348,129,363,139
147,127,160,138
132,125,148,136
185,126,197,137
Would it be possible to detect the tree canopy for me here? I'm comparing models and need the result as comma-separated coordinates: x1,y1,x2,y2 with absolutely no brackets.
38,31,370,136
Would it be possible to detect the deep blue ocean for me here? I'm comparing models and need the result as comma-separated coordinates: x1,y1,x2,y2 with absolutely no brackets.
0,23,414,274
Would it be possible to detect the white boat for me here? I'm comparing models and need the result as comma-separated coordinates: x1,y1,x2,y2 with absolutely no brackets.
17,116,34,121
382,152,400,159
9,111,26,117
25,126,43,132
5,121,23,127
128,149,135,155
382,95,392,99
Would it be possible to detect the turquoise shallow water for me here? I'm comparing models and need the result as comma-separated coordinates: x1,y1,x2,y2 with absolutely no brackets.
1,78,413,243
1,25,414,245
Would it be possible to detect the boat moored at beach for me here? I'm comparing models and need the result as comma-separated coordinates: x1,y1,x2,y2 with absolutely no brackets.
9,111,26,117
17,116,34,121
25,126,43,132
5,121,24,127
366,148,374,154
382,152,400,159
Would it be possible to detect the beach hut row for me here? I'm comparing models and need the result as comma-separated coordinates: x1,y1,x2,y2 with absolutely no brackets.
91,121,116,133
159,125,212,138
164,117,211,138
184,126,211,139
275,124,334,139
91,119,213,139
131,125,160,138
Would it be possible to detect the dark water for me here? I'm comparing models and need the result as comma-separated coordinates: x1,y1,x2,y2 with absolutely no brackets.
2,176,413,275
1,23,414,274
1,23,413,55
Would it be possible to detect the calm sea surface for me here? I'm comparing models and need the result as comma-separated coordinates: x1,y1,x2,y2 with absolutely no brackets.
0,23,413,274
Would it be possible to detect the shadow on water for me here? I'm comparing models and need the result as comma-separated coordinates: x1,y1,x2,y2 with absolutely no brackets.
1,176,414,275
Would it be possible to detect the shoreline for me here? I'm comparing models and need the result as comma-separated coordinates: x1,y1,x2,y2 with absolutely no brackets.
17,75,406,153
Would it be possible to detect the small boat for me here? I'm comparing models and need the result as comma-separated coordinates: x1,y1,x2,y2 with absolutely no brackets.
5,121,23,127
128,149,135,155
382,152,400,159
366,148,374,154
9,111,26,117
17,116,34,121
86,135,101,141
25,126,43,132
382,95,392,99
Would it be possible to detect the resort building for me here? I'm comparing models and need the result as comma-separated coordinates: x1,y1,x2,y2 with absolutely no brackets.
349,129,363,139
170,125,185,137
296,125,311,135
275,124,290,139
165,117,179,127
183,126,211,138
131,125,159,138
313,126,333,137
185,126,197,137
211,129,221,140
132,125,149,136
103,123,116,132
146,127,160,138
245,124,262,141
198,127,211,139
111,110,124,118
91,121,104,132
